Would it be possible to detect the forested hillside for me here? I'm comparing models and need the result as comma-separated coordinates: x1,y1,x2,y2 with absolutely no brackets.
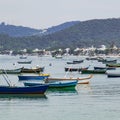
0,18,120,50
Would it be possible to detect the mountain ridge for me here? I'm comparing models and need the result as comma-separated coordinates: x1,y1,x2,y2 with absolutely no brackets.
0,18,120,50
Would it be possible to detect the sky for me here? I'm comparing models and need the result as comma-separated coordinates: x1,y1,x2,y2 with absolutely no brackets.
0,0,120,29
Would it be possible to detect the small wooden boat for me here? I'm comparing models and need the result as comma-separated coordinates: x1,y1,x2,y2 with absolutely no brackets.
17,60,32,64
67,60,84,64
24,80,78,89
81,69,106,74
0,68,22,74
98,59,117,64
18,74,50,81
65,67,89,72
86,57,98,60
73,60,84,63
94,66,116,70
21,67,44,73
55,55,62,59
77,79,90,84
0,72,48,95
45,74,93,83
19,56,27,59
0,85,49,94
107,72,120,77
106,63,120,67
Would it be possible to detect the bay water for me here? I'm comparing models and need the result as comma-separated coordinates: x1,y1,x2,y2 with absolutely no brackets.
0,55,120,120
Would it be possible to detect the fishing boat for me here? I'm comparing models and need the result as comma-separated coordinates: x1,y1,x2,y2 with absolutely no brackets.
0,85,49,94
106,63,120,67
107,72,120,77
24,80,78,89
18,74,50,81
21,67,44,73
45,74,93,83
17,60,32,64
81,69,106,74
0,73,49,94
94,66,116,70
67,60,84,64
19,56,27,59
98,59,117,64
55,55,62,59
65,67,89,72
0,68,22,74
86,57,98,60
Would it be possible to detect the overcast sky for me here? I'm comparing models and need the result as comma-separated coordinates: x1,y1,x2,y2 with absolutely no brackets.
0,0,119,29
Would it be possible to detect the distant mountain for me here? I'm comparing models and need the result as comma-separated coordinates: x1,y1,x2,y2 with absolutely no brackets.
42,21,80,35
1,18,120,50
0,21,80,37
0,22,42,37
40,18,120,49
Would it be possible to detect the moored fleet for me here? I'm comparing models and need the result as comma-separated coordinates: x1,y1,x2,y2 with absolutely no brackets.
0,54,120,96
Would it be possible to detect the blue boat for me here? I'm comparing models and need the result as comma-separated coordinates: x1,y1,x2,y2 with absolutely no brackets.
18,75,49,81
0,85,49,94
24,80,78,89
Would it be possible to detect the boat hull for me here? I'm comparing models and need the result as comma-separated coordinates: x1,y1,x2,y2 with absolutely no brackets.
21,67,44,73
0,85,49,94
65,67,88,72
106,63,120,67
107,73,120,77
0,68,22,74
17,61,32,64
18,75,49,81
45,75,92,84
81,69,106,74
24,80,77,89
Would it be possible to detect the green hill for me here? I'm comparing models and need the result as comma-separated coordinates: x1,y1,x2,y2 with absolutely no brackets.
1,18,120,50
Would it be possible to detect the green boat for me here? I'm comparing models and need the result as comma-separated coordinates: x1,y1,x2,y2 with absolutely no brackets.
106,63,120,67
81,69,106,74
0,68,22,74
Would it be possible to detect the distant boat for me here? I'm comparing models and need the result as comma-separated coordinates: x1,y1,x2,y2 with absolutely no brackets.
67,60,84,64
19,56,27,59
0,68,22,74
17,60,32,64
55,55,62,59
98,59,117,64
21,67,44,73
94,66,116,70
81,69,106,74
65,67,89,72
106,63,120,67
0,85,49,94
86,57,98,60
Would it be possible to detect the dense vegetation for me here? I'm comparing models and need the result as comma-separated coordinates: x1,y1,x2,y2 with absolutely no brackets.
0,18,120,50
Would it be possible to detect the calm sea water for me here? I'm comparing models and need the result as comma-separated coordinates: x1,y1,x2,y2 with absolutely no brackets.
0,55,120,120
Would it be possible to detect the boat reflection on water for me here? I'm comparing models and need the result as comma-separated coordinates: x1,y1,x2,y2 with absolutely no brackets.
0,94,48,99
46,87,78,95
